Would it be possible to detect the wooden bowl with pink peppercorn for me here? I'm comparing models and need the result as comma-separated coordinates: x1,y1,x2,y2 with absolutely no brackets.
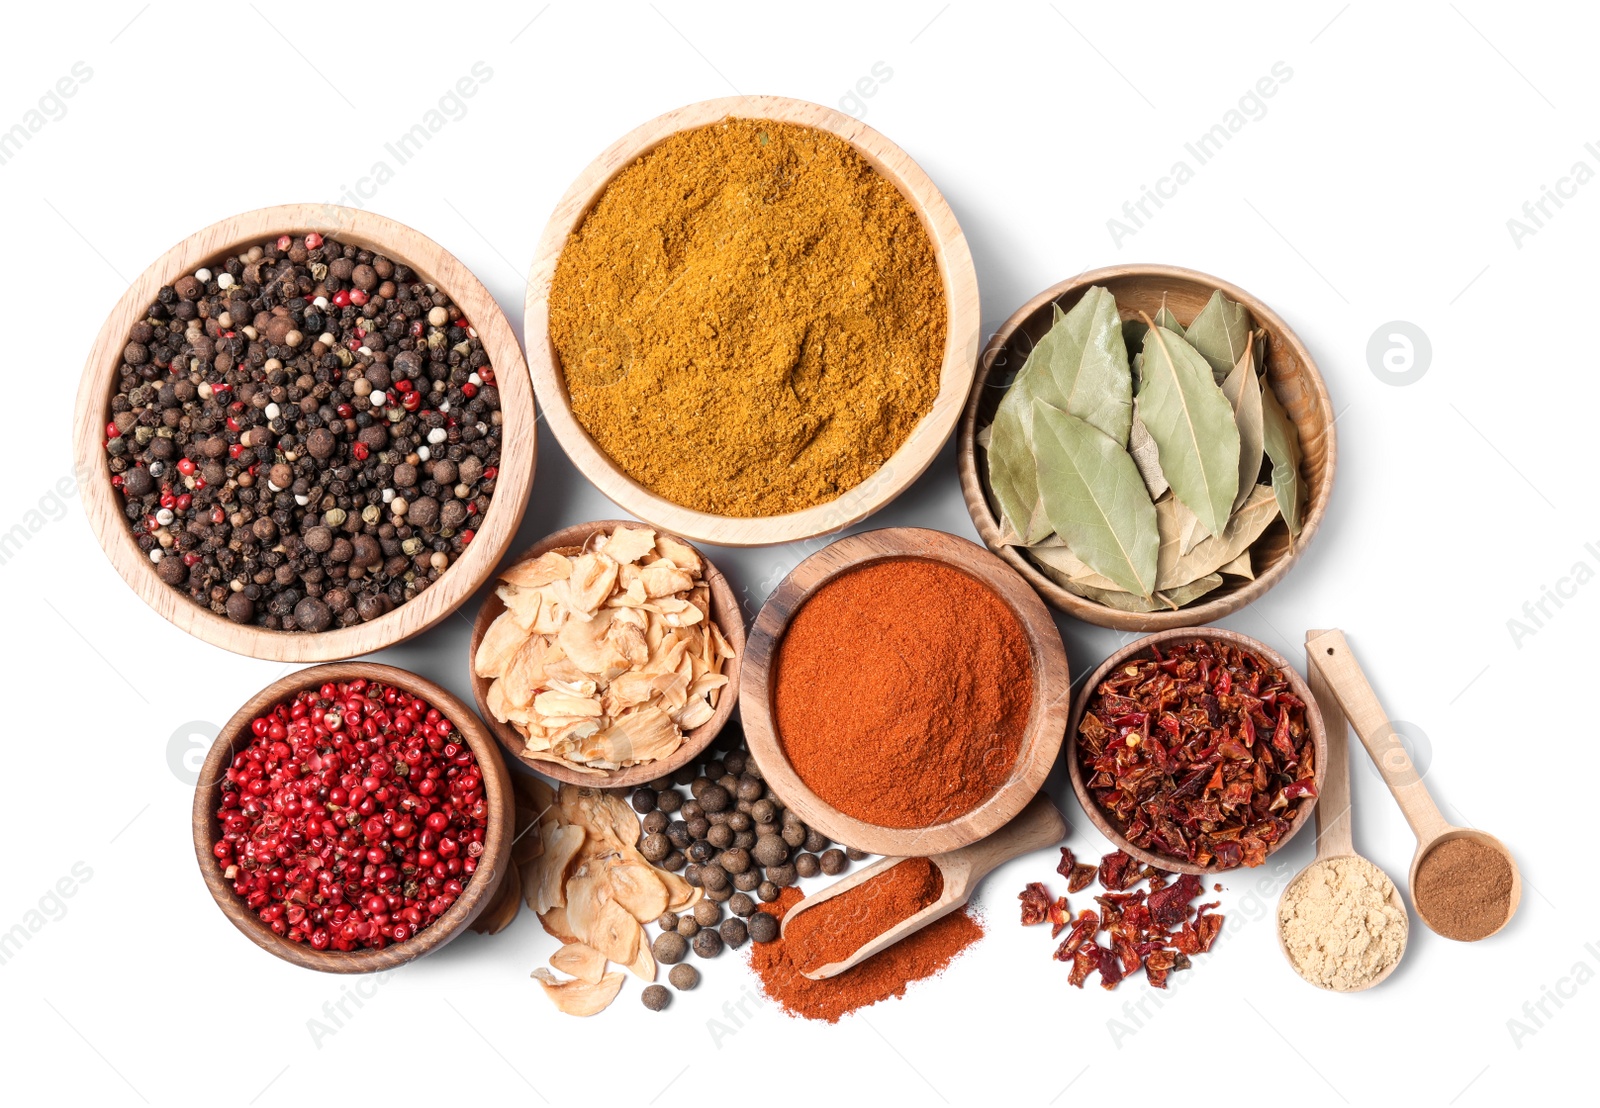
192,662,513,972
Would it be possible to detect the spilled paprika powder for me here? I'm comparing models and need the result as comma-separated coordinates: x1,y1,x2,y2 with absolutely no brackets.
749,883,983,1023
773,558,1032,829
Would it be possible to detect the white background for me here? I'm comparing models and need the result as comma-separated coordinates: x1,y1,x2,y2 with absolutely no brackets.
1,2,1590,1104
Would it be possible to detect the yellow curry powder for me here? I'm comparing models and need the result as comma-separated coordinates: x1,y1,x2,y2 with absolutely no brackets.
548,117,947,517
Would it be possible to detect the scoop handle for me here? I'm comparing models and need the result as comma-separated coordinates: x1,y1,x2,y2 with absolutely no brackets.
1304,632,1354,860
1306,629,1450,846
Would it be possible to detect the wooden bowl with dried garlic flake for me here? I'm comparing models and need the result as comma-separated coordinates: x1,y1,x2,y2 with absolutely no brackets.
958,264,1335,631
468,520,745,788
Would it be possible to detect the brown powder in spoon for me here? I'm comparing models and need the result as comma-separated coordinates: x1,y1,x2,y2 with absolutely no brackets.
1413,838,1514,941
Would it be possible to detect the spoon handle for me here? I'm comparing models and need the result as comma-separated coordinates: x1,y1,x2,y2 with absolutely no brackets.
939,791,1069,887
1307,629,1451,846
1304,633,1355,860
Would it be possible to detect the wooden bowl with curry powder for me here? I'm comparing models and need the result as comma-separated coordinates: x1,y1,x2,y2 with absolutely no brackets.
524,96,981,548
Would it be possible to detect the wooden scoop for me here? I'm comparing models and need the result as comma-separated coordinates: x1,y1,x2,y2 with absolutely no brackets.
1276,632,1408,990
1307,629,1521,940
781,792,1068,980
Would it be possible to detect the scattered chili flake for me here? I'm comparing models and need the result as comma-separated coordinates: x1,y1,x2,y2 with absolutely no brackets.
1098,850,1137,891
1058,846,1098,893
1019,882,1052,926
1076,638,1316,869
1024,850,1225,990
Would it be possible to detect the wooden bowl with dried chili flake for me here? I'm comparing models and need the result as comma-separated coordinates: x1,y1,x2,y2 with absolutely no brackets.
468,520,745,788
1066,628,1327,875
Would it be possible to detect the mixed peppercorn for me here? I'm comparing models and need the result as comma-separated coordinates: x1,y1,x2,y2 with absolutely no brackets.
105,233,502,631
212,678,488,952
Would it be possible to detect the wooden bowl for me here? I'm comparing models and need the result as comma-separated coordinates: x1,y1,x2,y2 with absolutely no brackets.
958,264,1335,630
467,520,746,788
192,663,514,973
72,204,537,661
739,527,1070,857
524,96,980,547
1066,628,1327,875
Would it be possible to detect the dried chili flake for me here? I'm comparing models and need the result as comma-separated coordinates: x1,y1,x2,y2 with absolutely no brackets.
1018,882,1052,926
1053,910,1098,961
1098,850,1137,891
1057,847,1076,879
1025,849,1224,990
1068,944,1101,988
1075,638,1316,869
1048,896,1070,938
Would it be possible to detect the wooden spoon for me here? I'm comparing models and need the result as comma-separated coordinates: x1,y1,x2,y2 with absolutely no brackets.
1276,632,1408,990
1307,629,1521,940
781,793,1067,980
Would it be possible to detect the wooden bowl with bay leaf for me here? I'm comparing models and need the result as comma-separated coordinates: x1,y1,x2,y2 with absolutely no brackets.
957,264,1334,631
468,520,745,789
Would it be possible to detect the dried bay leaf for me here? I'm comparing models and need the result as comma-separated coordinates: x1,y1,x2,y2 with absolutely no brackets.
1220,334,1265,515
1128,404,1169,500
1185,289,1251,383
985,394,1052,545
1032,400,1158,598
1260,382,1305,537
1027,543,1120,591
1138,321,1241,541
1122,318,1149,361
1029,289,1133,444
1042,568,1224,613
985,289,1134,544
1157,484,1279,589
1218,550,1254,579
1153,296,1184,335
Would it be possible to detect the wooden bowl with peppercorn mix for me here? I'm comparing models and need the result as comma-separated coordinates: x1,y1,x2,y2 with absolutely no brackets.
524,95,981,547
192,662,514,973
468,520,745,789
958,264,1335,631
1067,627,1327,875
72,203,536,662
739,527,1071,858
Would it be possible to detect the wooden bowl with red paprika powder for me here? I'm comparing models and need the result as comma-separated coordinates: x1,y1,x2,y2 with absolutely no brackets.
740,527,1071,858
192,662,514,973
1067,628,1327,875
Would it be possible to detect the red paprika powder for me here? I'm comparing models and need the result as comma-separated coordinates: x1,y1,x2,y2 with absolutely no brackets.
787,857,946,973
749,884,984,1023
773,558,1031,828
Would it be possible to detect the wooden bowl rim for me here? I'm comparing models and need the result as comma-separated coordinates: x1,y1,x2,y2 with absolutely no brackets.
523,95,981,548
191,662,514,973
738,526,1070,857
72,203,537,661
1065,626,1328,875
957,262,1336,630
467,520,746,789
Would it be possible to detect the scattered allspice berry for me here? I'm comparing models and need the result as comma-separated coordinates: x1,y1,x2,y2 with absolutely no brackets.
693,928,724,958
749,911,780,944
668,964,699,991
653,932,689,965
720,917,749,949
641,985,672,1012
